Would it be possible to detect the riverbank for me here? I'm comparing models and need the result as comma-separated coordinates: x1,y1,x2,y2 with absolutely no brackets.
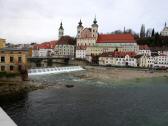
0,80,46,98
71,66,168,81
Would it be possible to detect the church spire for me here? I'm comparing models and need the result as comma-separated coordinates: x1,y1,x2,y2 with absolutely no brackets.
58,21,64,39
93,16,97,24
59,22,64,30
78,19,83,27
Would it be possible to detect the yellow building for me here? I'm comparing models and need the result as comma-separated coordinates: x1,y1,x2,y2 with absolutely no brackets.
0,48,27,73
0,38,6,48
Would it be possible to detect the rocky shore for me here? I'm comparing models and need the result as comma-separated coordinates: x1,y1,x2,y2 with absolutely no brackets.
0,80,46,98
71,66,168,81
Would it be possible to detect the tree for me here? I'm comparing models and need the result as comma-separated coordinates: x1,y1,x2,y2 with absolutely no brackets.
140,24,145,38
152,28,155,37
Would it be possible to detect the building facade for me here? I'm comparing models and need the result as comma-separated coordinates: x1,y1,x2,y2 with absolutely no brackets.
138,45,151,56
161,22,168,36
32,41,57,57
0,38,6,48
54,36,75,59
99,51,137,67
0,48,27,73
76,18,98,59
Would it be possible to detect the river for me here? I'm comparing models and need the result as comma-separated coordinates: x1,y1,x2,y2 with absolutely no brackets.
1,72,168,126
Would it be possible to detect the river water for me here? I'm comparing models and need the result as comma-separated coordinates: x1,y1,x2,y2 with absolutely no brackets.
1,72,168,126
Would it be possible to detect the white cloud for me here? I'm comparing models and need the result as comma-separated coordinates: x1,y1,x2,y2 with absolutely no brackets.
0,0,167,43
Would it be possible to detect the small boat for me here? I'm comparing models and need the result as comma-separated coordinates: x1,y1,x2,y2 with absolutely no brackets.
65,85,74,88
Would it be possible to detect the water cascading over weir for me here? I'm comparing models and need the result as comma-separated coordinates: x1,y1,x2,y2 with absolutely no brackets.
28,66,84,76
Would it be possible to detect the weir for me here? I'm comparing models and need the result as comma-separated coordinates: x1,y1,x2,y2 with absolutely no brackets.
28,66,84,76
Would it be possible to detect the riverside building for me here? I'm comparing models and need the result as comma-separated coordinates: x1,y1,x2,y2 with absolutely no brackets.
0,48,27,73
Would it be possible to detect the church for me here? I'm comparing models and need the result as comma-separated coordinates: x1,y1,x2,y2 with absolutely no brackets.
161,22,168,36
76,18,98,59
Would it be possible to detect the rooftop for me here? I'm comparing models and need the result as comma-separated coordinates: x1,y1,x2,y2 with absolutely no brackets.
57,36,75,45
97,34,136,43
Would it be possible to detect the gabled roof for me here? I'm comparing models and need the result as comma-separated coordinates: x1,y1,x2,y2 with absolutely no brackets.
33,40,57,49
57,36,75,45
139,44,150,50
97,34,136,43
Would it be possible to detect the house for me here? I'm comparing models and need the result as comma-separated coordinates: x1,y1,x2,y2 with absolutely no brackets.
136,55,155,68
32,41,57,57
99,51,137,67
138,45,151,56
54,36,75,59
0,48,27,73
154,54,168,68
76,46,87,59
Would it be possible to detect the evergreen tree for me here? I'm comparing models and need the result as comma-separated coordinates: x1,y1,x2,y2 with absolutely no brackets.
152,28,155,37
140,24,145,38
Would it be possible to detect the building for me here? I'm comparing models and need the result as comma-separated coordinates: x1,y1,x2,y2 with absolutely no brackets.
54,36,75,59
136,55,155,68
138,45,151,56
0,38,6,48
76,18,98,59
96,34,139,52
154,55,168,67
161,22,168,36
32,41,57,57
0,48,27,73
76,46,87,59
99,51,137,67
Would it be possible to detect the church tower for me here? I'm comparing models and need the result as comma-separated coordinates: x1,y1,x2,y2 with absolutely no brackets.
77,19,83,38
58,22,64,39
91,17,98,38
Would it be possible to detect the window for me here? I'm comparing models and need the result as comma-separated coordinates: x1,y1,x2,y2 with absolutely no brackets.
1,56,5,62
10,57,14,63
10,66,14,71
18,57,22,63
1,66,5,71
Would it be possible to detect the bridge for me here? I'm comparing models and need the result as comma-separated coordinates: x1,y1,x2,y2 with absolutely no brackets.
27,57,70,68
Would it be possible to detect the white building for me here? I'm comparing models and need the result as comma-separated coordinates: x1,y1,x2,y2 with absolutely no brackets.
154,55,168,67
161,22,168,36
99,51,137,67
76,46,86,59
138,45,151,56
54,36,75,59
136,55,155,68
76,18,98,59
32,41,57,57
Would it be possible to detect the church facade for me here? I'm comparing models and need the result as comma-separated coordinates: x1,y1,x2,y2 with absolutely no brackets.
75,18,98,59
161,22,168,36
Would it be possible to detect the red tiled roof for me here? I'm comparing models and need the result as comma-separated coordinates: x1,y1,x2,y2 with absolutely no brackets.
57,36,75,45
33,40,57,49
97,34,135,43
139,44,150,50
100,51,136,58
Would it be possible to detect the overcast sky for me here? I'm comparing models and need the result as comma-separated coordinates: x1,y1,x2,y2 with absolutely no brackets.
0,0,168,43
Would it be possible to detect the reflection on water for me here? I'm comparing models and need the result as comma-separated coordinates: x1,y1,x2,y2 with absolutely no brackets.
1,73,168,126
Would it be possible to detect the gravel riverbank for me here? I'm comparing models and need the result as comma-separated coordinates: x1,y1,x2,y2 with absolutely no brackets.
71,66,168,81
